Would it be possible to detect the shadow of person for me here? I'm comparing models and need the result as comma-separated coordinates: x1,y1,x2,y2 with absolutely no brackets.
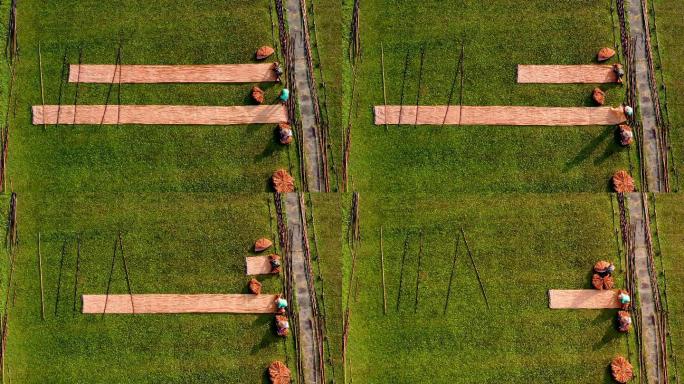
592,313,622,350
564,126,614,171
255,129,283,161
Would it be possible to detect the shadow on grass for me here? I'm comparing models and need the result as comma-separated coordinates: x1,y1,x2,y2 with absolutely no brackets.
564,126,620,172
591,309,621,350
250,315,279,354
255,130,283,161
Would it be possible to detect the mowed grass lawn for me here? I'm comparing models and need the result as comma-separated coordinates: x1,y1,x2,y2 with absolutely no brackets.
10,0,298,194
654,194,684,381
654,0,684,192
348,0,634,193
5,193,293,383
345,194,633,383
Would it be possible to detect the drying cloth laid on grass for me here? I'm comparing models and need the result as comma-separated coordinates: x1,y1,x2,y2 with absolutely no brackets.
32,105,287,125
82,294,278,314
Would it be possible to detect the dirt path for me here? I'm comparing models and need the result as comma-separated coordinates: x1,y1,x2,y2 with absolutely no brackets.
627,0,663,191
286,0,323,192
628,193,660,383
285,192,320,384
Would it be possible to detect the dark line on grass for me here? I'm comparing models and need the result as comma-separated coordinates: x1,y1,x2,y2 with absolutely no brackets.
118,232,135,314
396,232,409,312
38,233,44,320
38,42,46,130
414,229,423,314
444,236,460,314
442,39,463,126
55,49,68,129
72,235,81,314
414,46,425,128
457,40,465,126
54,241,66,316
116,46,123,128
398,50,410,128
72,47,83,125
380,43,388,132
461,228,489,309
98,48,121,128
102,237,118,317
380,226,386,315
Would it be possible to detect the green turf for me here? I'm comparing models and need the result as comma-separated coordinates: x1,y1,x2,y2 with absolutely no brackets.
345,0,636,193
309,0,343,192
8,0,298,194
308,193,343,382
343,193,634,383
652,194,684,381
4,192,293,383
653,0,684,192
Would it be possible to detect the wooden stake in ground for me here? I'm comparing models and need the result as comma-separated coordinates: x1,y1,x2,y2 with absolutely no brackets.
380,226,387,315
38,233,45,320
461,228,490,309
38,43,46,130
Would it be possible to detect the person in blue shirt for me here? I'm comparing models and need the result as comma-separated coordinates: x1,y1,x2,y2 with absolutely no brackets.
279,88,290,103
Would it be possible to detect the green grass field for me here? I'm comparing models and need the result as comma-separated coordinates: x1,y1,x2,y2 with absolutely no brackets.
343,193,634,383
346,0,636,193
308,193,343,382
9,0,298,194
653,0,684,192
4,193,293,383
653,194,684,381
309,0,343,191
